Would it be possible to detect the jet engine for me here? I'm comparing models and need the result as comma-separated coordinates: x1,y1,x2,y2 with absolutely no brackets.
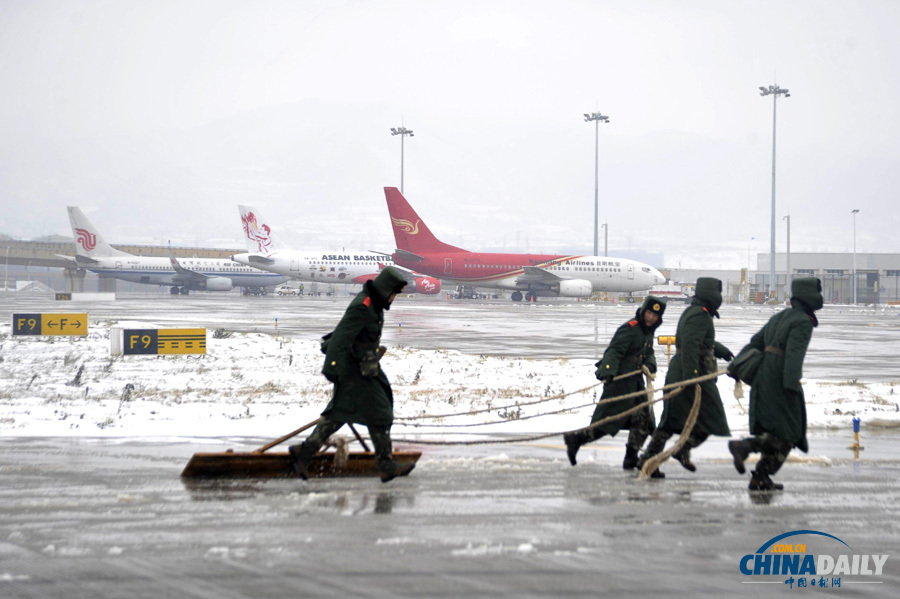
198,277,234,292
413,276,441,294
551,279,592,298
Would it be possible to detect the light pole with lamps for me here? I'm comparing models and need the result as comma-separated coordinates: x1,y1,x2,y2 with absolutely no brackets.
852,209,859,304
584,111,610,257
4,246,9,291
783,215,791,299
759,83,790,300
389,126,414,194
601,222,608,257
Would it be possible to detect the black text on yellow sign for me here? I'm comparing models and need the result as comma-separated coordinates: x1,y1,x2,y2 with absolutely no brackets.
12,313,88,336
124,328,207,355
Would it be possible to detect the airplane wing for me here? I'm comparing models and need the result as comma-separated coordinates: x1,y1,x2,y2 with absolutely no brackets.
395,249,424,263
55,254,99,265
516,266,566,285
169,253,214,283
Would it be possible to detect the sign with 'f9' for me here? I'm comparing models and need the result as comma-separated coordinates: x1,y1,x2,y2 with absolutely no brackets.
12,313,88,336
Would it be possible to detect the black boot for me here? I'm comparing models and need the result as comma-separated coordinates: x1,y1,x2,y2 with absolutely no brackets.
379,461,415,483
728,439,753,474
673,446,697,472
563,432,582,466
564,429,598,467
622,446,640,470
288,442,316,480
749,470,784,491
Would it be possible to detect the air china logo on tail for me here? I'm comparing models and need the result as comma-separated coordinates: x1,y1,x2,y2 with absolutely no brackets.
391,217,420,235
241,212,273,254
74,228,97,251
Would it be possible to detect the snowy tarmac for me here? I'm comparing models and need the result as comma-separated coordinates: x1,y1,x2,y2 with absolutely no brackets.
1,293,899,597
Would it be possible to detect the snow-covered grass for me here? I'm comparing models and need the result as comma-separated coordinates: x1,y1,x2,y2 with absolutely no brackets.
0,321,898,439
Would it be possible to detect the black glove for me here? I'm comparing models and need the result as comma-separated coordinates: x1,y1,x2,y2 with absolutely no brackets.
646,363,657,375
722,350,735,361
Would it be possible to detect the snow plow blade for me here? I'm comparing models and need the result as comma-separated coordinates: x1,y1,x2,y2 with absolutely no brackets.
180,450,421,479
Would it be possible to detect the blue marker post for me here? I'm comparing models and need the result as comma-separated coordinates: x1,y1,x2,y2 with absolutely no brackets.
848,416,864,451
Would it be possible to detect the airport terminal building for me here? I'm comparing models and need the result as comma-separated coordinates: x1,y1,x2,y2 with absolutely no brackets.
664,252,900,305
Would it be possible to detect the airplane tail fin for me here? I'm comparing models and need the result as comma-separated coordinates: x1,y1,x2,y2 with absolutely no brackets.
383,187,467,254
66,207,132,258
238,205,290,256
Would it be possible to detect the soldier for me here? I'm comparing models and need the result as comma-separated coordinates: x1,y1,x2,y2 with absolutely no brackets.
564,296,667,469
639,277,734,478
727,277,824,491
288,267,414,483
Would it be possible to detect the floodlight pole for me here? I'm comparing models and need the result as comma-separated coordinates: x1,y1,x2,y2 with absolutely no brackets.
784,215,791,299
601,223,608,257
852,209,859,304
759,84,790,301
584,111,609,257
390,126,414,194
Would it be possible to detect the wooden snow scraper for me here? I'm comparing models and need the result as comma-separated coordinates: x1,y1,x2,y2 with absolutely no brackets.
181,419,421,479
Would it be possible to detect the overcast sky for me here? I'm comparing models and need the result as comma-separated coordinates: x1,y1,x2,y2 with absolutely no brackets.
1,0,898,269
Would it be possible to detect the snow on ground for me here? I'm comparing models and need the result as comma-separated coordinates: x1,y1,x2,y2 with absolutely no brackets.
0,321,898,439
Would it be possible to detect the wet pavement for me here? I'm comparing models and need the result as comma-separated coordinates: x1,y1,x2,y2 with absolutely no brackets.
2,293,900,597
1,434,899,598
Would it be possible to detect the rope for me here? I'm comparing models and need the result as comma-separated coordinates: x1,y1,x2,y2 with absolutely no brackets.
394,367,643,422
391,369,725,446
638,384,702,480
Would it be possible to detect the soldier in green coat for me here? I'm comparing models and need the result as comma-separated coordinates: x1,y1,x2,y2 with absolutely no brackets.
727,277,823,491
564,296,667,470
288,267,415,483
639,277,734,478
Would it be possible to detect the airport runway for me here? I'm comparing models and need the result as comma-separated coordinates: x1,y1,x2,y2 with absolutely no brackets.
2,292,898,380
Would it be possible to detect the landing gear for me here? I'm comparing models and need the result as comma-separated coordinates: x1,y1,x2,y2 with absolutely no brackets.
170,287,179,295
180,287,190,295
511,291,523,302
525,292,536,302
627,294,635,303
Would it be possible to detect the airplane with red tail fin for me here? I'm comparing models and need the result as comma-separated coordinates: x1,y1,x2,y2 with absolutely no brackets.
384,187,666,301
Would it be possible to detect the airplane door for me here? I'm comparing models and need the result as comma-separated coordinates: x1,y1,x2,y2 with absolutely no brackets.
444,258,452,275
290,257,300,272
115,261,123,270
627,264,634,280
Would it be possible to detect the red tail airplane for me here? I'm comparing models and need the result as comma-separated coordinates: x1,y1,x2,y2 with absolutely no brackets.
384,187,666,301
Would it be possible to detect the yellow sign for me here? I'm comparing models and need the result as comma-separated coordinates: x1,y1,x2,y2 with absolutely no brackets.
657,335,676,346
12,313,88,336
159,329,206,355
123,328,206,355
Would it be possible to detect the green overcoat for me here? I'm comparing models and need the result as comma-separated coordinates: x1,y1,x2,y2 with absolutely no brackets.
591,296,666,436
320,268,407,427
658,278,733,437
743,277,822,453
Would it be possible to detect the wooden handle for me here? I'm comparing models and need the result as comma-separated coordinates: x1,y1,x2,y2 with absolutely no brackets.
253,418,321,453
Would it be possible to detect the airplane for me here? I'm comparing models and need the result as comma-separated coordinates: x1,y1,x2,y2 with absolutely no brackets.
383,187,667,302
229,205,441,294
62,206,288,294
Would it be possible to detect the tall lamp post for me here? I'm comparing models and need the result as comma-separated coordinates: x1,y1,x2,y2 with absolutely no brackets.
852,209,859,304
759,84,790,300
4,245,9,291
390,126,414,194
783,215,791,299
601,222,608,257
584,111,610,257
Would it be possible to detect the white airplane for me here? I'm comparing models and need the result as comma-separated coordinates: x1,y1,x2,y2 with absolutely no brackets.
229,205,441,294
62,206,288,294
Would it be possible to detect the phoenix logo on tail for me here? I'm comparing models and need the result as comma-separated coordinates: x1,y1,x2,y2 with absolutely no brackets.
391,217,420,235
73,228,97,251
241,211,274,255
